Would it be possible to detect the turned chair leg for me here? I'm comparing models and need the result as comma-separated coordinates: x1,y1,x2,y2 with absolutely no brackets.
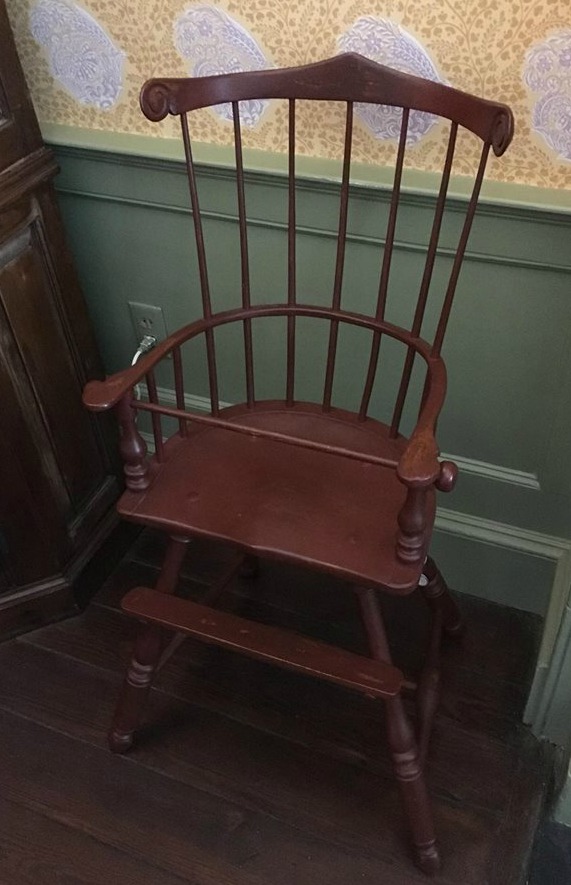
414,558,464,765
108,535,190,753
416,606,442,767
355,587,440,875
422,557,464,637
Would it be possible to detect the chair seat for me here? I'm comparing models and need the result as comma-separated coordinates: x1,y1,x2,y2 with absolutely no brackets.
119,401,435,592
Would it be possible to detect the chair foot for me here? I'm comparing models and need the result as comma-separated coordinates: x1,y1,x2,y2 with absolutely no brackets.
354,588,440,874
415,842,441,875
385,696,440,876
108,728,134,754
422,557,464,638
109,535,189,752
108,631,162,752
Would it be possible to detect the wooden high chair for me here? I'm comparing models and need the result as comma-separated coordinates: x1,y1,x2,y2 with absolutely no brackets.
83,54,513,874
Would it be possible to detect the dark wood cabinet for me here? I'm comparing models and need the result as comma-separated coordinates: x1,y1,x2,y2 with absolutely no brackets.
0,1,119,635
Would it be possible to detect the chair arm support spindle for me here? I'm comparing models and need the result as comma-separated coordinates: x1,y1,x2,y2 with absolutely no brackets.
116,394,150,492
396,486,428,564
395,444,458,563
395,433,453,566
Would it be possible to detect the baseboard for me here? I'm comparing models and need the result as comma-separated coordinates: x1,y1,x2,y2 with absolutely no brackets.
0,509,137,640
430,517,560,615
555,771,571,827
0,579,77,641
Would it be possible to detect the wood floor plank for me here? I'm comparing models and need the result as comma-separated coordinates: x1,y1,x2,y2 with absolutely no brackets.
220,556,542,681
93,538,539,740
6,540,546,885
0,639,509,821
19,604,535,807
216,575,533,741
30,577,531,747
0,796,188,885
20,600,213,675
0,707,437,885
92,558,206,611
0,643,535,860
486,739,552,885
130,531,542,689
0,641,505,885
104,530,543,710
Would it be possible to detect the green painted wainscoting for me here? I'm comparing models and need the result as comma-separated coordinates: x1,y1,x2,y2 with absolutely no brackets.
49,140,571,628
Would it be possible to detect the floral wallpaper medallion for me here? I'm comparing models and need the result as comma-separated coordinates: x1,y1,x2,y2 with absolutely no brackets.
174,4,271,126
29,0,124,109
6,0,571,189
524,31,571,162
338,17,444,144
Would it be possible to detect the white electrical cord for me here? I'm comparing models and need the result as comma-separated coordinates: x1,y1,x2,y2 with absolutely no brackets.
131,334,157,367
131,334,157,402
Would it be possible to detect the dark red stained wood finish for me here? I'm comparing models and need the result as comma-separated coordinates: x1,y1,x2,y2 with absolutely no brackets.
117,404,435,591
123,586,403,698
141,54,513,155
82,53,514,875
0,537,548,885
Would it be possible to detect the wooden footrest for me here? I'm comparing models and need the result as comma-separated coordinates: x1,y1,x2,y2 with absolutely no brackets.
122,587,402,699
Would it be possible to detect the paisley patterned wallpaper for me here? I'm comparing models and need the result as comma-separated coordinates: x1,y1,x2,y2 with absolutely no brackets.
5,0,571,191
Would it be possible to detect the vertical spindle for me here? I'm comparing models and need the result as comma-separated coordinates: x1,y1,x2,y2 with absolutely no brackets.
323,102,353,411
145,370,164,462
233,101,255,406
173,346,187,436
432,143,490,356
180,113,220,415
286,99,296,406
389,123,457,437
359,109,410,420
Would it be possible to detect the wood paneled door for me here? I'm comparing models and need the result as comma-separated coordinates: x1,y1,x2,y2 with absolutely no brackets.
0,0,119,636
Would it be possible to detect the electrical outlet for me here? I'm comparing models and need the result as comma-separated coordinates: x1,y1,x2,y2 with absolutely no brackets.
128,301,169,345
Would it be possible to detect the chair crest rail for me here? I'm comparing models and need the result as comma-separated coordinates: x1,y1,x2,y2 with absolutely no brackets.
140,53,513,157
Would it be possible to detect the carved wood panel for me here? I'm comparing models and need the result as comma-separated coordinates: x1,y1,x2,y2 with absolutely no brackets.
0,0,119,634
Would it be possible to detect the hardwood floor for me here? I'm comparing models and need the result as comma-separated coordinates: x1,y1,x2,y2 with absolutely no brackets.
0,530,551,884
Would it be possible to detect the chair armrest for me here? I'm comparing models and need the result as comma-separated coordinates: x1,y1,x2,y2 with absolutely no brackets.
83,319,207,411
396,355,444,488
84,358,160,411
396,428,441,488
396,352,458,491
397,429,458,492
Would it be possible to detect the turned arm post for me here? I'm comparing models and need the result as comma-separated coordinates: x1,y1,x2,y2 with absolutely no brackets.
396,487,428,564
396,460,458,564
116,393,150,492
